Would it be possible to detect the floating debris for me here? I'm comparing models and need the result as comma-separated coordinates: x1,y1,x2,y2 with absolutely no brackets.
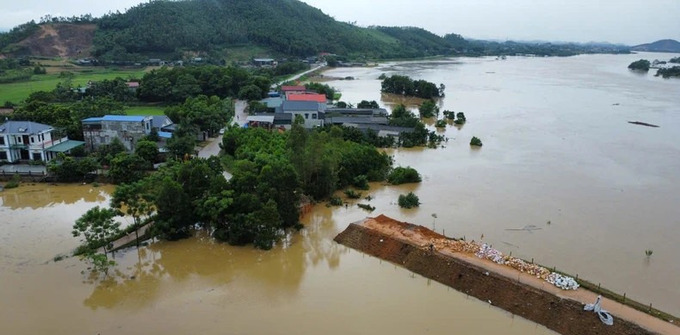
628,121,659,128
505,224,542,232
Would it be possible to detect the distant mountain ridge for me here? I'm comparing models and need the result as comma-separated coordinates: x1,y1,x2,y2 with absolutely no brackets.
631,39,680,53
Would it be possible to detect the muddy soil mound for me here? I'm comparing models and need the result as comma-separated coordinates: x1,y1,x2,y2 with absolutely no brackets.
17,24,96,58
335,223,658,335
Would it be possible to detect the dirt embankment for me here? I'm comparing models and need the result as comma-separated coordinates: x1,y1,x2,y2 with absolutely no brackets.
334,216,678,335
16,23,96,58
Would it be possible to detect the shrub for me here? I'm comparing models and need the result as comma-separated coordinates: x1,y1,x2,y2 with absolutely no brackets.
398,192,420,209
435,119,447,128
353,175,370,190
4,174,21,189
329,196,343,206
357,203,375,211
344,189,362,199
470,136,483,147
387,166,421,185
628,59,650,71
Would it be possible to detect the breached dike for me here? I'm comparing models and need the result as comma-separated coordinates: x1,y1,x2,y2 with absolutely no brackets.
334,215,679,335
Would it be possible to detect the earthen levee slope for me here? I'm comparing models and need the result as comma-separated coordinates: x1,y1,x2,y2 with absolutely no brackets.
334,221,672,335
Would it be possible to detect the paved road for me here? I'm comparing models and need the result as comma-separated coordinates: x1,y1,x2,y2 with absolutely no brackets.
273,63,326,87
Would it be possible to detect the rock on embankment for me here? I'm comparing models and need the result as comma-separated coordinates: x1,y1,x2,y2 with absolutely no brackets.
334,223,657,335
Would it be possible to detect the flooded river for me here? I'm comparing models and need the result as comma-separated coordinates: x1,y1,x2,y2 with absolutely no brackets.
2,52,679,334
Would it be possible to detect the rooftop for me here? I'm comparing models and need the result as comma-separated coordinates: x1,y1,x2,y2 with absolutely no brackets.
278,101,324,112
0,121,53,134
82,115,147,123
45,140,85,152
288,93,327,103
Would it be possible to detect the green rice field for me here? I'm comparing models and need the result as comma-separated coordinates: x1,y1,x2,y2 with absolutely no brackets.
0,68,149,104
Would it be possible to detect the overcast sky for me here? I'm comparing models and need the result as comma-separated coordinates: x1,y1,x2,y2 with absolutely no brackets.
2,0,679,45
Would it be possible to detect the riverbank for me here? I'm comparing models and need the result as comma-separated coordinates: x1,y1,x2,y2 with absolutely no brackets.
334,215,680,335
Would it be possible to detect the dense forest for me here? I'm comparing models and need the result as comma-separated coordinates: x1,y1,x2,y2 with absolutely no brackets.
90,0,450,60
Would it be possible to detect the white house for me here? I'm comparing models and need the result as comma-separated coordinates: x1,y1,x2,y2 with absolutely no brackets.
276,101,326,128
0,121,84,163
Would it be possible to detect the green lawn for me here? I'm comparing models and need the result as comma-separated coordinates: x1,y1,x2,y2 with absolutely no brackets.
0,68,149,104
126,105,166,116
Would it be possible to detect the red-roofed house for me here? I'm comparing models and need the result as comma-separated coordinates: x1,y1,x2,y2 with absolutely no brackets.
288,93,327,103
281,85,306,99
127,81,140,93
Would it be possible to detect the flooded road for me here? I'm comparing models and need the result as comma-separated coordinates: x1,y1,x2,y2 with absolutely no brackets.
2,52,679,334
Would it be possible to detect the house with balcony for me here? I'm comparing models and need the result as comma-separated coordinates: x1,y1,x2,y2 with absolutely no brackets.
0,121,84,163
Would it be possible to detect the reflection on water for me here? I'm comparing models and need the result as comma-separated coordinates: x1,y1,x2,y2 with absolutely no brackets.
1,183,555,334
0,183,112,209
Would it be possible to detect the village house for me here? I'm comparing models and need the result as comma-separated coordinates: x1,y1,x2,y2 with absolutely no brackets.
0,120,84,163
280,85,307,99
276,101,326,128
82,115,153,152
82,115,175,152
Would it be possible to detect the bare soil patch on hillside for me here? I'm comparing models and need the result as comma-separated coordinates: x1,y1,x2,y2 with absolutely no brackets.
18,24,96,58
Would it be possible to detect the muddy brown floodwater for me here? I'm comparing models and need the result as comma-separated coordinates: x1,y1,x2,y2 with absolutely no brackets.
2,53,679,334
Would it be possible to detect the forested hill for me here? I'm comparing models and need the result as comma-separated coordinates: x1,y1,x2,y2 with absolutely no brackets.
631,39,680,53
91,0,458,60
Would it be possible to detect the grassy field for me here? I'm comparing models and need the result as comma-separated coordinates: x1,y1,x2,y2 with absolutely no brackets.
0,67,150,104
126,105,166,116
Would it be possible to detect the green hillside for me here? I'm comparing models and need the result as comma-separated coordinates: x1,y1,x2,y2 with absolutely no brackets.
90,0,453,60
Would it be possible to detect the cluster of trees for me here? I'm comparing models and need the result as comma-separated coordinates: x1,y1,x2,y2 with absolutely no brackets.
48,137,159,183
0,57,42,84
628,59,651,71
304,82,336,100
165,95,233,137
381,75,444,99
74,119,394,251
459,39,630,57
387,166,421,184
11,87,127,140
138,66,271,102
656,66,680,78
387,104,444,148
418,100,439,118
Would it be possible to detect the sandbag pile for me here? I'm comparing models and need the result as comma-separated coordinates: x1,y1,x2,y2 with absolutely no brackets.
427,239,580,290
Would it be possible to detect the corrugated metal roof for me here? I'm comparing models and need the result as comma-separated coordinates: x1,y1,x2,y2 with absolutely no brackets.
102,115,146,122
0,121,53,134
158,131,173,139
45,140,85,152
278,100,323,112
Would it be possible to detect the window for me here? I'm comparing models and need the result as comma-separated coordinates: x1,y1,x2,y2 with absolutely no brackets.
0,136,4,145
312,113,317,119
0,151,6,160
305,113,309,119
32,153,42,161
30,137,35,143
16,137,22,143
